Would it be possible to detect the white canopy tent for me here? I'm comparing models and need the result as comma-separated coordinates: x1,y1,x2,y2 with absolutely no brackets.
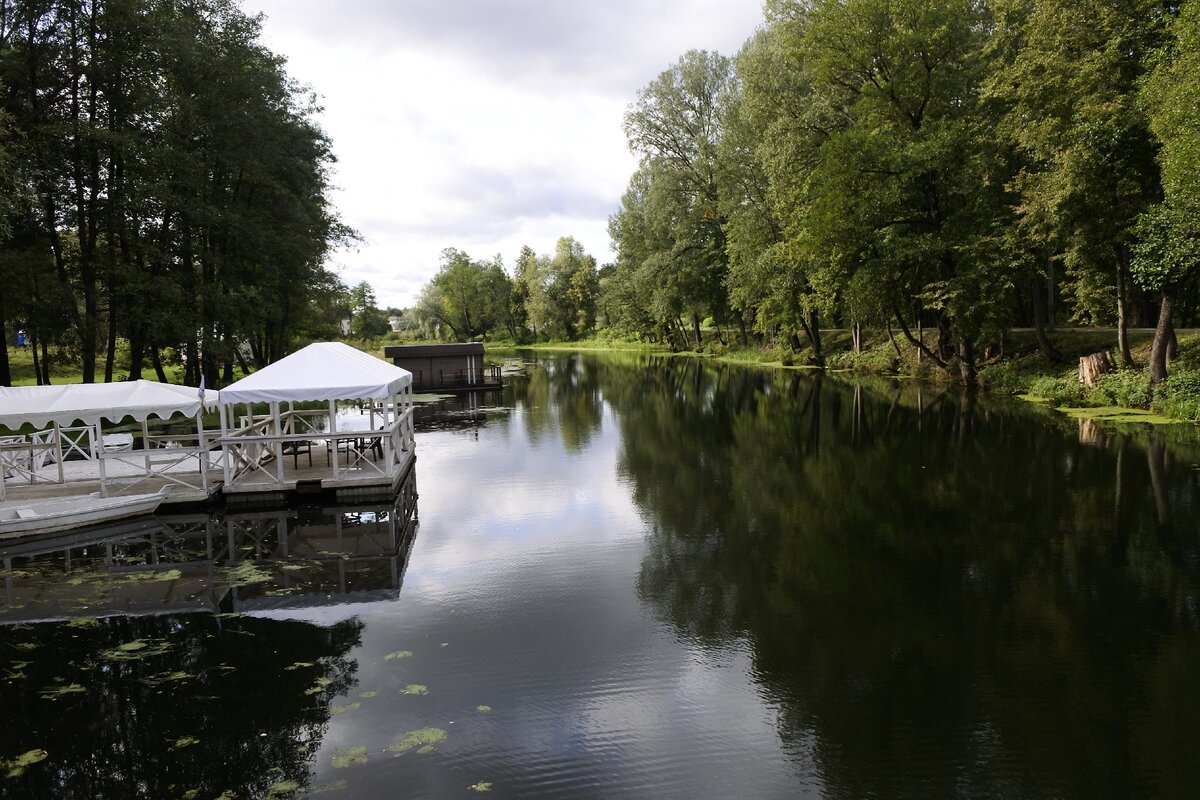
0,380,218,502
0,380,210,430
218,342,411,404
215,342,415,493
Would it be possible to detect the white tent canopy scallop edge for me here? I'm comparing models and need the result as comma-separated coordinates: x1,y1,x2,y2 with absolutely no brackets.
0,380,214,430
217,342,412,406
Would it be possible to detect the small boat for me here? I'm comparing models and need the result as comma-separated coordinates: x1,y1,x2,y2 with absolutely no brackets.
0,485,171,537
101,433,135,453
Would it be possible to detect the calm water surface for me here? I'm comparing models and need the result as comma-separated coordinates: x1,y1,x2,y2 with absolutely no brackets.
3,352,1200,799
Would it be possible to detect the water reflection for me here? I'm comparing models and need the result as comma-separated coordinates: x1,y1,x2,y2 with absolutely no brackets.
0,470,417,799
600,357,1200,799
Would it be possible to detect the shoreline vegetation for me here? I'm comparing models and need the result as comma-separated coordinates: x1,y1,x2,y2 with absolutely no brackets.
488,328,1200,426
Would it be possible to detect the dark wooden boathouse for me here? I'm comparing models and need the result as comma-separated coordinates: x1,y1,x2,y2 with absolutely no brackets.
383,343,501,392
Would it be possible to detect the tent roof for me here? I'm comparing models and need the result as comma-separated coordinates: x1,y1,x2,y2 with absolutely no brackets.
218,342,412,405
0,380,212,430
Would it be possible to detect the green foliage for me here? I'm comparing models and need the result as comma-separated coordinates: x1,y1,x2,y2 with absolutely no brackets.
1151,368,1200,421
1090,370,1152,409
416,249,512,340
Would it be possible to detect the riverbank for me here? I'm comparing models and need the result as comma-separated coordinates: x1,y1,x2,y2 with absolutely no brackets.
505,328,1200,424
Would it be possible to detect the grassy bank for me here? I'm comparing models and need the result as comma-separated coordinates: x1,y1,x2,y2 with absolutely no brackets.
495,328,1200,424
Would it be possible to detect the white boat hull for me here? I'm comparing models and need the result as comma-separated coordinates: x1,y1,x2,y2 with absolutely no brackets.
0,486,170,537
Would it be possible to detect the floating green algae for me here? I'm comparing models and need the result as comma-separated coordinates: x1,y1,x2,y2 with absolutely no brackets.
382,727,447,755
399,684,427,695
330,702,361,715
1056,406,1177,425
469,782,493,793
39,682,85,700
359,691,377,698
266,780,301,797
170,737,199,750
283,661,314,671
99,638,172,662
384,650,412,661
304,677,333,696
476,705,492,713
4,748,48,778
220,562,275,587
331,746,368,768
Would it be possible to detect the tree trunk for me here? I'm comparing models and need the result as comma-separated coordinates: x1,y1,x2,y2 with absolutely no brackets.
1079,351,1116,387
31,333,42,385
737,314,748,347
1031,273,1062,362
150,344,168,383
957,337,977,390
691,312,702,350
852,321,862,353
0,293,10,387
1116,257,1135,368
893,306,947,367
1149,286,1177,386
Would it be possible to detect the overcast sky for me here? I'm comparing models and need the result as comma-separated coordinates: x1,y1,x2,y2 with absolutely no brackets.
243,0,765,310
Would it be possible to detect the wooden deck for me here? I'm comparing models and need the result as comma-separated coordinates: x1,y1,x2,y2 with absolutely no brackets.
1,453,222,506
220,446,416,507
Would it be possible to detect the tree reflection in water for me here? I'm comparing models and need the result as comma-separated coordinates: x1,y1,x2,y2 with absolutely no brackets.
0,475,417,799
600,357,1200,799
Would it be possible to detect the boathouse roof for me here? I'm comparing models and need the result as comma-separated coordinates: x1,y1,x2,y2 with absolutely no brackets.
218,342,412,405
383,342,484,358
0,379,214,429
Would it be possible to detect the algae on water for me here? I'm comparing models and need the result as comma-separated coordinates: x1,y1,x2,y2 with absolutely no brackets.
4,748,48,778
382,727,447,755
331,746,368,768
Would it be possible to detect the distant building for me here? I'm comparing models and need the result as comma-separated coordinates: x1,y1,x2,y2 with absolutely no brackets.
383,343,501,392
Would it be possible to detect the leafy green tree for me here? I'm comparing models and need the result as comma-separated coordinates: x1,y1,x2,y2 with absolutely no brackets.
791,0,1007,385
523,237,599,341
347,281,389,339
620,50,735,349
986,0,1165,367
1135,1,1200,385
416,248,511,340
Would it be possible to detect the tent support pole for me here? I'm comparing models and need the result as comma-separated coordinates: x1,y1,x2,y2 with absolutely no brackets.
329,399,339,478
272,402,284,485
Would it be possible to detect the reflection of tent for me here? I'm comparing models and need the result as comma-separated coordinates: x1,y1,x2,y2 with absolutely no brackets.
0,381,217,503
215,343,416,502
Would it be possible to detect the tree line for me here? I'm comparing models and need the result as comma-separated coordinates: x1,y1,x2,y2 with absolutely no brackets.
605,0,1200,388
0,0,354,387
405,238,601,345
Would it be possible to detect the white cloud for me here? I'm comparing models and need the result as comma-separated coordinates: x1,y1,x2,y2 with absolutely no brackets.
243,0,764,308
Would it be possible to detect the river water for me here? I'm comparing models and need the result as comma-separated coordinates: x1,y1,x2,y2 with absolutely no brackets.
2,351,1199,799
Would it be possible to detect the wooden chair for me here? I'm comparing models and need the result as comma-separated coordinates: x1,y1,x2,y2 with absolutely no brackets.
281,440,312,468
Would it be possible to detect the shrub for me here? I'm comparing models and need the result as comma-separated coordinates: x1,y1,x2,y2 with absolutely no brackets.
1152,368,1200,421
1087,369,1151,408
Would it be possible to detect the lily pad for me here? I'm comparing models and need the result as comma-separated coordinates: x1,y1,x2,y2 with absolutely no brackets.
283,662,314,671
383,727,447,755
476,705,492,713
384,650,412,661
331,746,368,769
359,691,377,698
400,684,427,695
330,702,361,715
170,736,200,750
469,782,493,793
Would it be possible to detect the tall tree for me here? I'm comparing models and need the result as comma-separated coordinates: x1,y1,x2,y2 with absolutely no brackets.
621,50,735,349
987,0,1165,367
1136,1,1200,385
